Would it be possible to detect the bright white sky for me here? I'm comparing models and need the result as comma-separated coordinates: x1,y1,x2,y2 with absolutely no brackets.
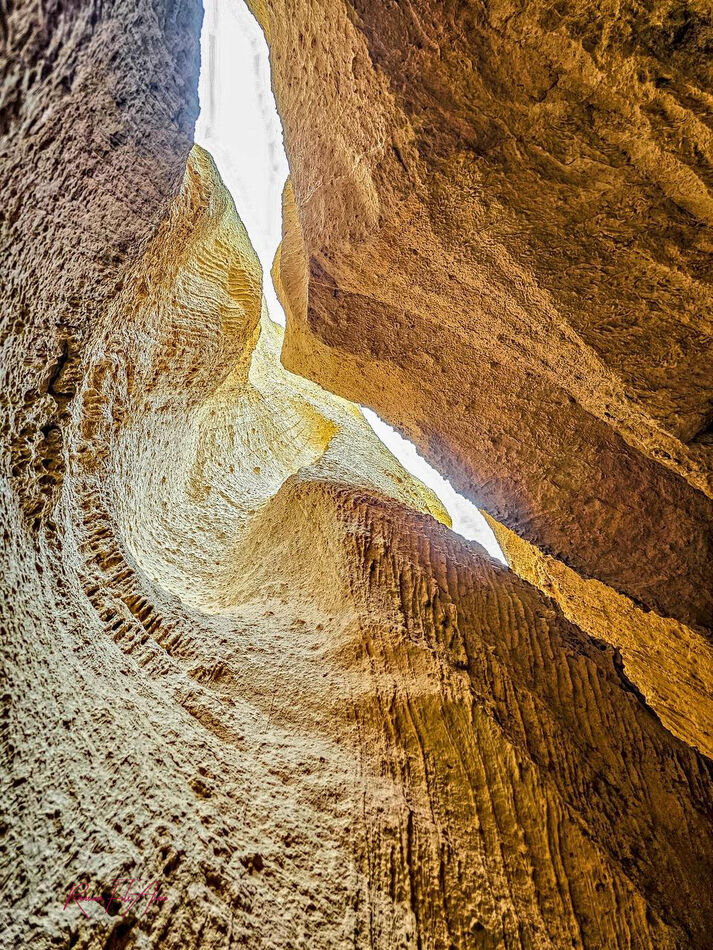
196,0,289,326
195,0,505,562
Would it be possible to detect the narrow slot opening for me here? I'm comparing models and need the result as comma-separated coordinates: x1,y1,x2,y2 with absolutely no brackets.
195,0,504,561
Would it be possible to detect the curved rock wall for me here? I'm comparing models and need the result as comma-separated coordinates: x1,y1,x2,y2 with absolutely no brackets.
2,3,713,949
486,512,713,759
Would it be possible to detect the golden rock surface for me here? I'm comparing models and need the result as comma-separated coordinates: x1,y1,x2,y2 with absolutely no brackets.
3,136,713,950
486,513,713,759
261,0,713,632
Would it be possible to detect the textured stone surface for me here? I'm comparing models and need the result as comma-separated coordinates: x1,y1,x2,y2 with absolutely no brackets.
2,135,712,948
486,512,713,759
3,2,713,949
262,0,713,632
0,0,202,530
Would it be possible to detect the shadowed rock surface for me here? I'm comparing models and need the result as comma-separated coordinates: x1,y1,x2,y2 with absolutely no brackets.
485,511,713,759
2,2,713,949
261,0,713,633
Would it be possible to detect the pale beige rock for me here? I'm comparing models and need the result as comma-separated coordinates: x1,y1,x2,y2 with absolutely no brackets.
2,138,712,950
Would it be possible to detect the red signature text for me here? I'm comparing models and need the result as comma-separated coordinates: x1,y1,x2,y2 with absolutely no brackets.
64,878,168,918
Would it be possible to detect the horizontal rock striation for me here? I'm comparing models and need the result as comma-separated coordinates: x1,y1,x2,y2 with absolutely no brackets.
1,133,711,949
486,512,713,760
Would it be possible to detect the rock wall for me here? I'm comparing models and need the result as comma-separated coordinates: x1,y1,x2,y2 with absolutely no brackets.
262,0,713,633
1,0,201,526
2,2,713,949
485,512,713,759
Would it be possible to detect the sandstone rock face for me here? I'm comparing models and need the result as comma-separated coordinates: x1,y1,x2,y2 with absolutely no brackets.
2,3,713,950
486,513,713,760
262,0,713,633
2,130,712,950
